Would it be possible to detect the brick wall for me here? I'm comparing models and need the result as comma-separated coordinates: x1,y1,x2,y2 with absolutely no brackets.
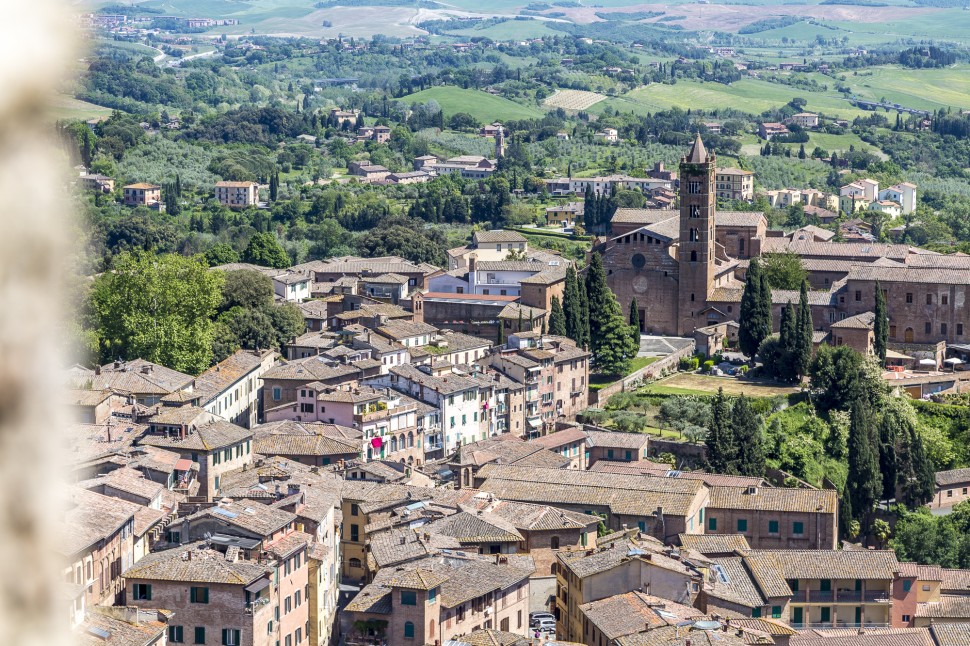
588,341,695,406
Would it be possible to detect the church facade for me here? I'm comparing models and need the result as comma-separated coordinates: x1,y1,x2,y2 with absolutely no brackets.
600,135,970,350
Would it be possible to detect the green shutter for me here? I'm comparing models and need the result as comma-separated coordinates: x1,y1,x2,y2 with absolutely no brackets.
768,520,779,534
772,606,781,619
194,627,206,644
793,521,804,535
737,519,748,532
751,607,761,618
708,517,717,531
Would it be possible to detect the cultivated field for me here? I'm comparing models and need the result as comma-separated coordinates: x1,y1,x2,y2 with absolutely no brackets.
50,95,114,121
591,78,870,120
398,86,543,121
642,373,799,397
544,89,607,111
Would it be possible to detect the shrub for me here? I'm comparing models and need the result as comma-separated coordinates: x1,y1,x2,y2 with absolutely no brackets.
689,357,700,371
703,360,715,373
738,365,749,375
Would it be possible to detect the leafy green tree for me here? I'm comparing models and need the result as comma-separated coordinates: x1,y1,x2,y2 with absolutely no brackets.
761,252,807,291
268,302,307,348
732,395,765,477
204,243,240,267
549,295,567,337
810,345,883,411
243,232,289,268
847,398,882,527
91,251,223,374
706,388,737,474
874,281,888,362
219,269,274,311
795,280,813,380
739,259,771,357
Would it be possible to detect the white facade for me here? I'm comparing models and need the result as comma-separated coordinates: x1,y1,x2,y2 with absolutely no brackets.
879,183,917,214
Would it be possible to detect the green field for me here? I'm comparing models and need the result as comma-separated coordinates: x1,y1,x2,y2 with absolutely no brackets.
844,65,970,112
398,87,543,121
449,18,559,40
50,95,114,121
591,78,870,120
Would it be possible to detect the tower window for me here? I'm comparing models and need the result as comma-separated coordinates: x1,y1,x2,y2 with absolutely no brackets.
691,293,695,302
688,181,701,194
690,251,697,262
689,205,700,219
690,228,699,242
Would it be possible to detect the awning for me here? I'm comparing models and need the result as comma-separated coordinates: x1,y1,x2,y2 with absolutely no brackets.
528,418,542,428
945,358,963,365
244,578,271,594
919,358,937,367
174,458,193,471
885,350,912,360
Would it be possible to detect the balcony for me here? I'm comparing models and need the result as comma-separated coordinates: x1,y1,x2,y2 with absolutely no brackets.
789,590,891,604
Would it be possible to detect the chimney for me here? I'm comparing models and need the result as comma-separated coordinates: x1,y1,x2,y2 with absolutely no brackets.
94,365,101,375
468,253,478,275
141,365,152,374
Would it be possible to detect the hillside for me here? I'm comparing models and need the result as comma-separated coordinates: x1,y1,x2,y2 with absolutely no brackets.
397,86,544,122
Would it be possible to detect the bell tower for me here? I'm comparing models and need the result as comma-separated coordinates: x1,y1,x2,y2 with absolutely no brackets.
677,134,717,336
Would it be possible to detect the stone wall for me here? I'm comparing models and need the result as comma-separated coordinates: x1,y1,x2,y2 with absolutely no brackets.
588,341,696,406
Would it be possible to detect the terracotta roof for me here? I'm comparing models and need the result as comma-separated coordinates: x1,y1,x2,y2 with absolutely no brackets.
748,549,897,581
931,623,970,646
585,429,650,450
935,468,970,487
77,607,169,646
123,541,272,584
830,311,876,330
61,488,139,557
138,419,252,452
789,629,933,646
678,533,750,555
527,426,587,449
612,208,675,225
422,510,524,543
616,625,750,646
580,591,701,640
708,485,837,514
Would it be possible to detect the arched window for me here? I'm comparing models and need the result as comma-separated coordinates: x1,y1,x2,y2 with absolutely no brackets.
349,558,362,569
404,622,415,639
690,251,697,262
407,432,414,448
689,228,698,242
429,620,435,639
390,436,398,453
550,536,560,549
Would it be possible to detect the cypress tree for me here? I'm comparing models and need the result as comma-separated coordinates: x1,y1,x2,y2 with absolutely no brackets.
563,266,582,343
779,301,797,382
269,171,279,202
578,273,591,350
847,398,882,526
706,387,737,474
732,395,765,477
899,425,934,508
549,296,567,337
739,259,771,357
795,280,813,380
629,298,640,331
585,254,613,342
874,281,888,363
497,321,505,346
798,143,806,159
877,401,902,505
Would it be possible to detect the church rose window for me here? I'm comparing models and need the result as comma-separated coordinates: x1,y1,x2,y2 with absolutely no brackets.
631,254,646,269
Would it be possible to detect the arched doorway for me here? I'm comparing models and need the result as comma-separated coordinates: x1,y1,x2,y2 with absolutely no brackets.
904,327,914,343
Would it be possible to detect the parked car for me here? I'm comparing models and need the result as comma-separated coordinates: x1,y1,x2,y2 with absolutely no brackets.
529,612,555,627
536,619,557,634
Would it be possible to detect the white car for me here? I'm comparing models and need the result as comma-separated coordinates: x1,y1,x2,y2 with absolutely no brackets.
529,612,555,627
536,619,557,634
